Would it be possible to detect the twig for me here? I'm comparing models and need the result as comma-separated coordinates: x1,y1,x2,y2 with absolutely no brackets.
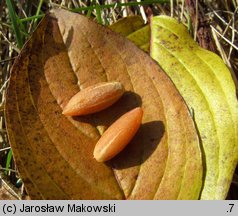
0,31,20,53
0,168,17,173
0,78,9,94
137,0,147,23
0,177,20,200
211,27,238,92
0,147,11,152
0,56,17,64
211,10,238,35
193,0,198,40
210,25,238,52
170,0,174,17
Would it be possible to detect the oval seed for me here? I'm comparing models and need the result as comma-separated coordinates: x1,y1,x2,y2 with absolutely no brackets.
93,107,143,162
62,81,125,116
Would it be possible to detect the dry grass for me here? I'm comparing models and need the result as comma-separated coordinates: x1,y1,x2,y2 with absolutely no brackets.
0,0,238,200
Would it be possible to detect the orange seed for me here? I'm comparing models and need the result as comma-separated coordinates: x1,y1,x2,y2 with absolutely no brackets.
93,107,143,162
62,81,125,116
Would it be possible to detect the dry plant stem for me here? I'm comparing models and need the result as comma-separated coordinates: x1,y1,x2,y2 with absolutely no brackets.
211,9,238,35
211,26,238,93
137,0,147,23
94,107,143,162
62,81,125,116
211,26,238,52
185,0,217,53
0,177,20,199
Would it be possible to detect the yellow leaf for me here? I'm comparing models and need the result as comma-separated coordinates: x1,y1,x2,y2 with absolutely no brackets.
127,25,150,52
109,15,145,37
150,15,238,199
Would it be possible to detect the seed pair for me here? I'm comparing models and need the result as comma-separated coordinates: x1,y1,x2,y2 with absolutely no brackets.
62,82,143,162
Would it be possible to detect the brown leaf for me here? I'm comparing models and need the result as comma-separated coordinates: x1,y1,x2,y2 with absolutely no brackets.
5,9,202,199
